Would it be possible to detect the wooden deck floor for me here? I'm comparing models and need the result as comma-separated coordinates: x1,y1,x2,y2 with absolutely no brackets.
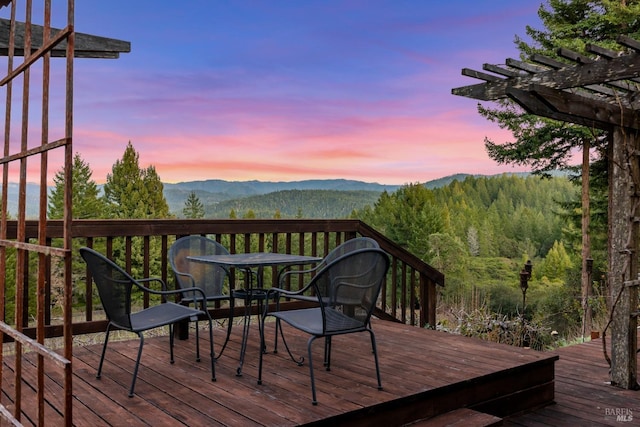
3,319,561,426
505,330,640,426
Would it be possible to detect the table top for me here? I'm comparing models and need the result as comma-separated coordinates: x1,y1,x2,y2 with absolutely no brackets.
187,252,322,268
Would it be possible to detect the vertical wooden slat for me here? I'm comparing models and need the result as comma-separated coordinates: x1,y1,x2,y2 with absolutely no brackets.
13,0,35,420
401,262,407,324
161,235,168,287
311,233,317,258
85,237,94,320
0,5,16,405
63,6,75,422
390,258,398,319
410,268,416,326
36,0,52,422
143,235,150,305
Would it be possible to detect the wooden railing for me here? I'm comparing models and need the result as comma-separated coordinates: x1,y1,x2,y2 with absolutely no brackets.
6,219,444,341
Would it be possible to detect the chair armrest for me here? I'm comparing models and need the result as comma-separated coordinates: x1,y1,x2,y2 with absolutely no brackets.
133,279,211,317
171,271,197,288
137,276,168,291
264,285,319,316
278,265,321,286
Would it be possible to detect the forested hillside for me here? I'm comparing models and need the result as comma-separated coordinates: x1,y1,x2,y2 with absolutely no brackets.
356,174,595,346
204,189,382,218
164,179,399,217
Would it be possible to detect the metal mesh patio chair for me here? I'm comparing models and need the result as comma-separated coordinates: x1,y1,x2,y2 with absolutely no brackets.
80,247,215,397
278,237,380,301
258,247,390,405
274,237,380,359
169,235,234,360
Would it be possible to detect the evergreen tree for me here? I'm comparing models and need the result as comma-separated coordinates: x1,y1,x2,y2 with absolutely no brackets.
479,0,640,172
102,142,170,277
183,191,205,219
48,152,105,219
103,141,170,219
361,183,447,256
538,240,573,281
475,0,640,336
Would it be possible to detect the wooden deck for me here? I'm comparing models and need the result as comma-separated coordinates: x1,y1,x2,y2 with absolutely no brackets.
2,319,557,426
505,330,640,426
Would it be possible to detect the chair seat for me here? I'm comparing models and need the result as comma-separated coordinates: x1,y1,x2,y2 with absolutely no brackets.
130,302,203,333
273,307,364,336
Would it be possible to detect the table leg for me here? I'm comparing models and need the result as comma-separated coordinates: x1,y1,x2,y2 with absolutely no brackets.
235,268,267,377
236,289,252,377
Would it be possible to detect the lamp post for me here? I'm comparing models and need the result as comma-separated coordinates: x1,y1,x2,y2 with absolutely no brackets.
519,260,533,346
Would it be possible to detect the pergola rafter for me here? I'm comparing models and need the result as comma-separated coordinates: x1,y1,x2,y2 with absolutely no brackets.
453,35,640,130
453,36,640,390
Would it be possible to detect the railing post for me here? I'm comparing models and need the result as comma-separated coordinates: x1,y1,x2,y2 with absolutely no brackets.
419,275,437,329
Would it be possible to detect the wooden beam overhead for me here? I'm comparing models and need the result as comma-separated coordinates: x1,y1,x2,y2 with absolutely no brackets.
506,87,613,131
0,18,130,59
533,84,639,129
618,35,640,52
452,36,640,130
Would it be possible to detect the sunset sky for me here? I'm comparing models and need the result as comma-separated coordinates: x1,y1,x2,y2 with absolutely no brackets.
6,1,545,185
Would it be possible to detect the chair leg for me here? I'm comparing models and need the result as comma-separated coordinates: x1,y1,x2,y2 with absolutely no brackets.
368,329,383,390
96,323,112,379
257,311,266,385
324,336,332,370
275,319,304,366
307,336,319,405
129,332,145,398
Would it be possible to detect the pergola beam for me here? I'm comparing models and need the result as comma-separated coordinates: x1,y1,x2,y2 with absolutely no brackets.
0,18,130,59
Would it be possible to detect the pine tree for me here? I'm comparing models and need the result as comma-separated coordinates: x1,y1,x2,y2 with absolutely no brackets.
102,142,171,277
103,141,170,219
183,191,205,219
48,152,105,219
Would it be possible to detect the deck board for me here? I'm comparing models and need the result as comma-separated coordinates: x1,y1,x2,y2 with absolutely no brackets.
504,331,640,426
2,319,561,426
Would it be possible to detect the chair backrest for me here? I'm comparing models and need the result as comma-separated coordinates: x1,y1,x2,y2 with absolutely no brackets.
323,237,379,265
311,248,389,333
80,247,134,331
312,237,380,296
168,235,230,299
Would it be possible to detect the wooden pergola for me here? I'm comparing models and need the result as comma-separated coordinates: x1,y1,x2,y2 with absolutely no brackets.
452,35,640,390
0,1,129,424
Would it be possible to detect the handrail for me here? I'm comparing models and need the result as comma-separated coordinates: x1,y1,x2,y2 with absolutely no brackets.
4,219,443,340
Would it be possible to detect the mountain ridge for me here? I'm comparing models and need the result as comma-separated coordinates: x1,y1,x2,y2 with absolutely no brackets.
15,172,541,218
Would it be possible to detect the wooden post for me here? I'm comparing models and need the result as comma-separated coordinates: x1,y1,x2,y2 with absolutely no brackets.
608,127,639,389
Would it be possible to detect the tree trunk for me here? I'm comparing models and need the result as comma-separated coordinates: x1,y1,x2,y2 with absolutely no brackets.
581,138,592,338
608,127,639,389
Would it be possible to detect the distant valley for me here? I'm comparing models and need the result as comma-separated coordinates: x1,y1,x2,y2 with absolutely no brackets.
12,173,532,219
163,179,401,218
